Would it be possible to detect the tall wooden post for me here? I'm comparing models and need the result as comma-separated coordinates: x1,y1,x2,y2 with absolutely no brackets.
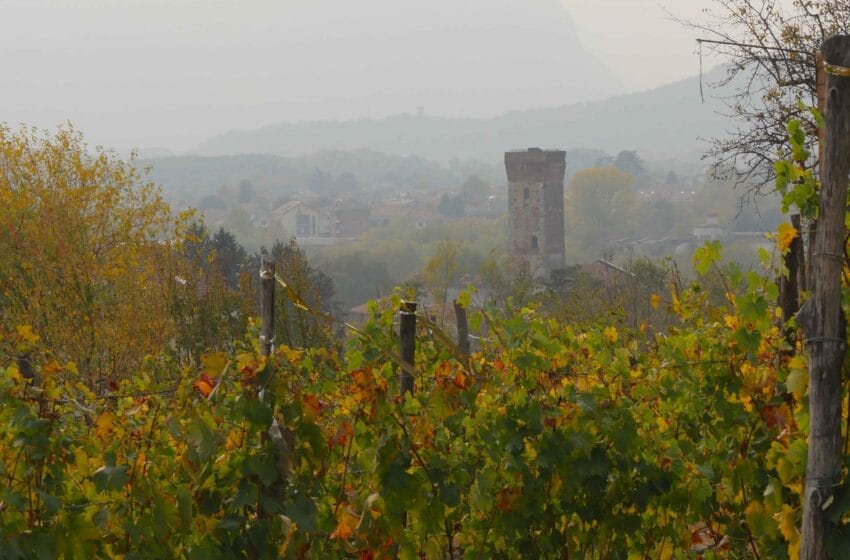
800,35,850,560
454,299,470,359
807,51,828,289
780,214,803,347
260,259,276,357
399,301,417,397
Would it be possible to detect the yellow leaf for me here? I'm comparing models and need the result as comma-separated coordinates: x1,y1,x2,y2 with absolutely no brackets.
225,429,243,450
788,538,800,560
95,412,116,440
650,294,661,310
777,222,798,252
603,326,618,343
776,504,798,544
551,473,562,495
15,325,40,352
200,352,228,375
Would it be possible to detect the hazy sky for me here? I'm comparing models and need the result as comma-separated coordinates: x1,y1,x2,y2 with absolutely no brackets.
0,0,734,152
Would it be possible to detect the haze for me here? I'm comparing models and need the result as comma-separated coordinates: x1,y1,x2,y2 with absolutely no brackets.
1,0,719,152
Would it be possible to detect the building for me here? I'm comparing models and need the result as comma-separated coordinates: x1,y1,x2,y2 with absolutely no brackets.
505,148,566,276
272,201,332,238
332,202,372,238
693,214,725,241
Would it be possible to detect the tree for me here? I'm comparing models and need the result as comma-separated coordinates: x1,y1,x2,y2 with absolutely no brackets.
335,171,359,192
678,0,850,189
259,239,336,349
0,125,183,387
422,240,460,324
565,167,637,258
460,174,489,203
613,150,646,177
438,193,465,218
211,228,247,289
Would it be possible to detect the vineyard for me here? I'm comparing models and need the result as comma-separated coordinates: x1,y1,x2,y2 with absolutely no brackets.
2,40,850,559
0,267,826,558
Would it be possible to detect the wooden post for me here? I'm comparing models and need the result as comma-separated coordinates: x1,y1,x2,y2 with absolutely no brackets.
399,301,417,397
454,299,470,359
817,50,827,166
260,259,276,358
780,214,803,347
806,51,828,289
800,35,850,560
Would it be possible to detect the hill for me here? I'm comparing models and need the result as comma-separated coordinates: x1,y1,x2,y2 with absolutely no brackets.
195,67,730,162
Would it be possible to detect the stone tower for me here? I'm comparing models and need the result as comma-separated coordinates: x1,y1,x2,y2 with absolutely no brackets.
505,148,566,276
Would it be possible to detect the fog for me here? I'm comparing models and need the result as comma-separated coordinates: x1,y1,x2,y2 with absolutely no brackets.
1,0,719,152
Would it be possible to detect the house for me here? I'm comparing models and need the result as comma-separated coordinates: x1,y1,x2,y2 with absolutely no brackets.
332,202,372,238
272,201,332,238
409,210,444,230
582,259,635,286
371,200,417,227
693,215,725,241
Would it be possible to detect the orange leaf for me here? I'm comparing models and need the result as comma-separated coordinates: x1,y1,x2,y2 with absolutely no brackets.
496,486,521,512
303,393,323,416
331,504,359,540
329,422,353,449
193,379,213,397
452,372,469,390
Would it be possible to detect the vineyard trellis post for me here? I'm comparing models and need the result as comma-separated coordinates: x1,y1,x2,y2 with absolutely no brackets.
399,301,417,397
780,213,803,348
800,34,850,560
454,299,470,359
260,259,275,358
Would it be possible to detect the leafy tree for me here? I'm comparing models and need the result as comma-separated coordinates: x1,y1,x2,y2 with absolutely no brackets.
437,193,466,218
258,239,337,349
212,227,248,290
565,166,637,259
460,174,489,203
309,168,334,194
335,171,359,192
197,194,227,210
422,240,460,323
613,150,646,177
0,125,183,387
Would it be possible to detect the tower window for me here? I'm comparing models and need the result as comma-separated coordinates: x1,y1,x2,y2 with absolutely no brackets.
531,235,538,249
523,187,530,201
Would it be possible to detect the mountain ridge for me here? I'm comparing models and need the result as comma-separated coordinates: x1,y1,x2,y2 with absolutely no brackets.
194,66,730,163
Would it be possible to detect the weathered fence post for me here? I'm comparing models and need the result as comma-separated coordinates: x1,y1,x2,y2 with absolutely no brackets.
260,259,276,358
800,34,850,560
399,301,417,397
780,214,803,347
454,299,470,359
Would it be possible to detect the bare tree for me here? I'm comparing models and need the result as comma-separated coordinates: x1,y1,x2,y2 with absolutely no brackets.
675,0,850,192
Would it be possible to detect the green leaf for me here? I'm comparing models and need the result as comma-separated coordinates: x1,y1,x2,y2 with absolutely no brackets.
245,397,273,429
786,367,808,395
246,453,278,487
177,488,193,533
92,454,128,493
693,241,722,276
284,491,318,532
